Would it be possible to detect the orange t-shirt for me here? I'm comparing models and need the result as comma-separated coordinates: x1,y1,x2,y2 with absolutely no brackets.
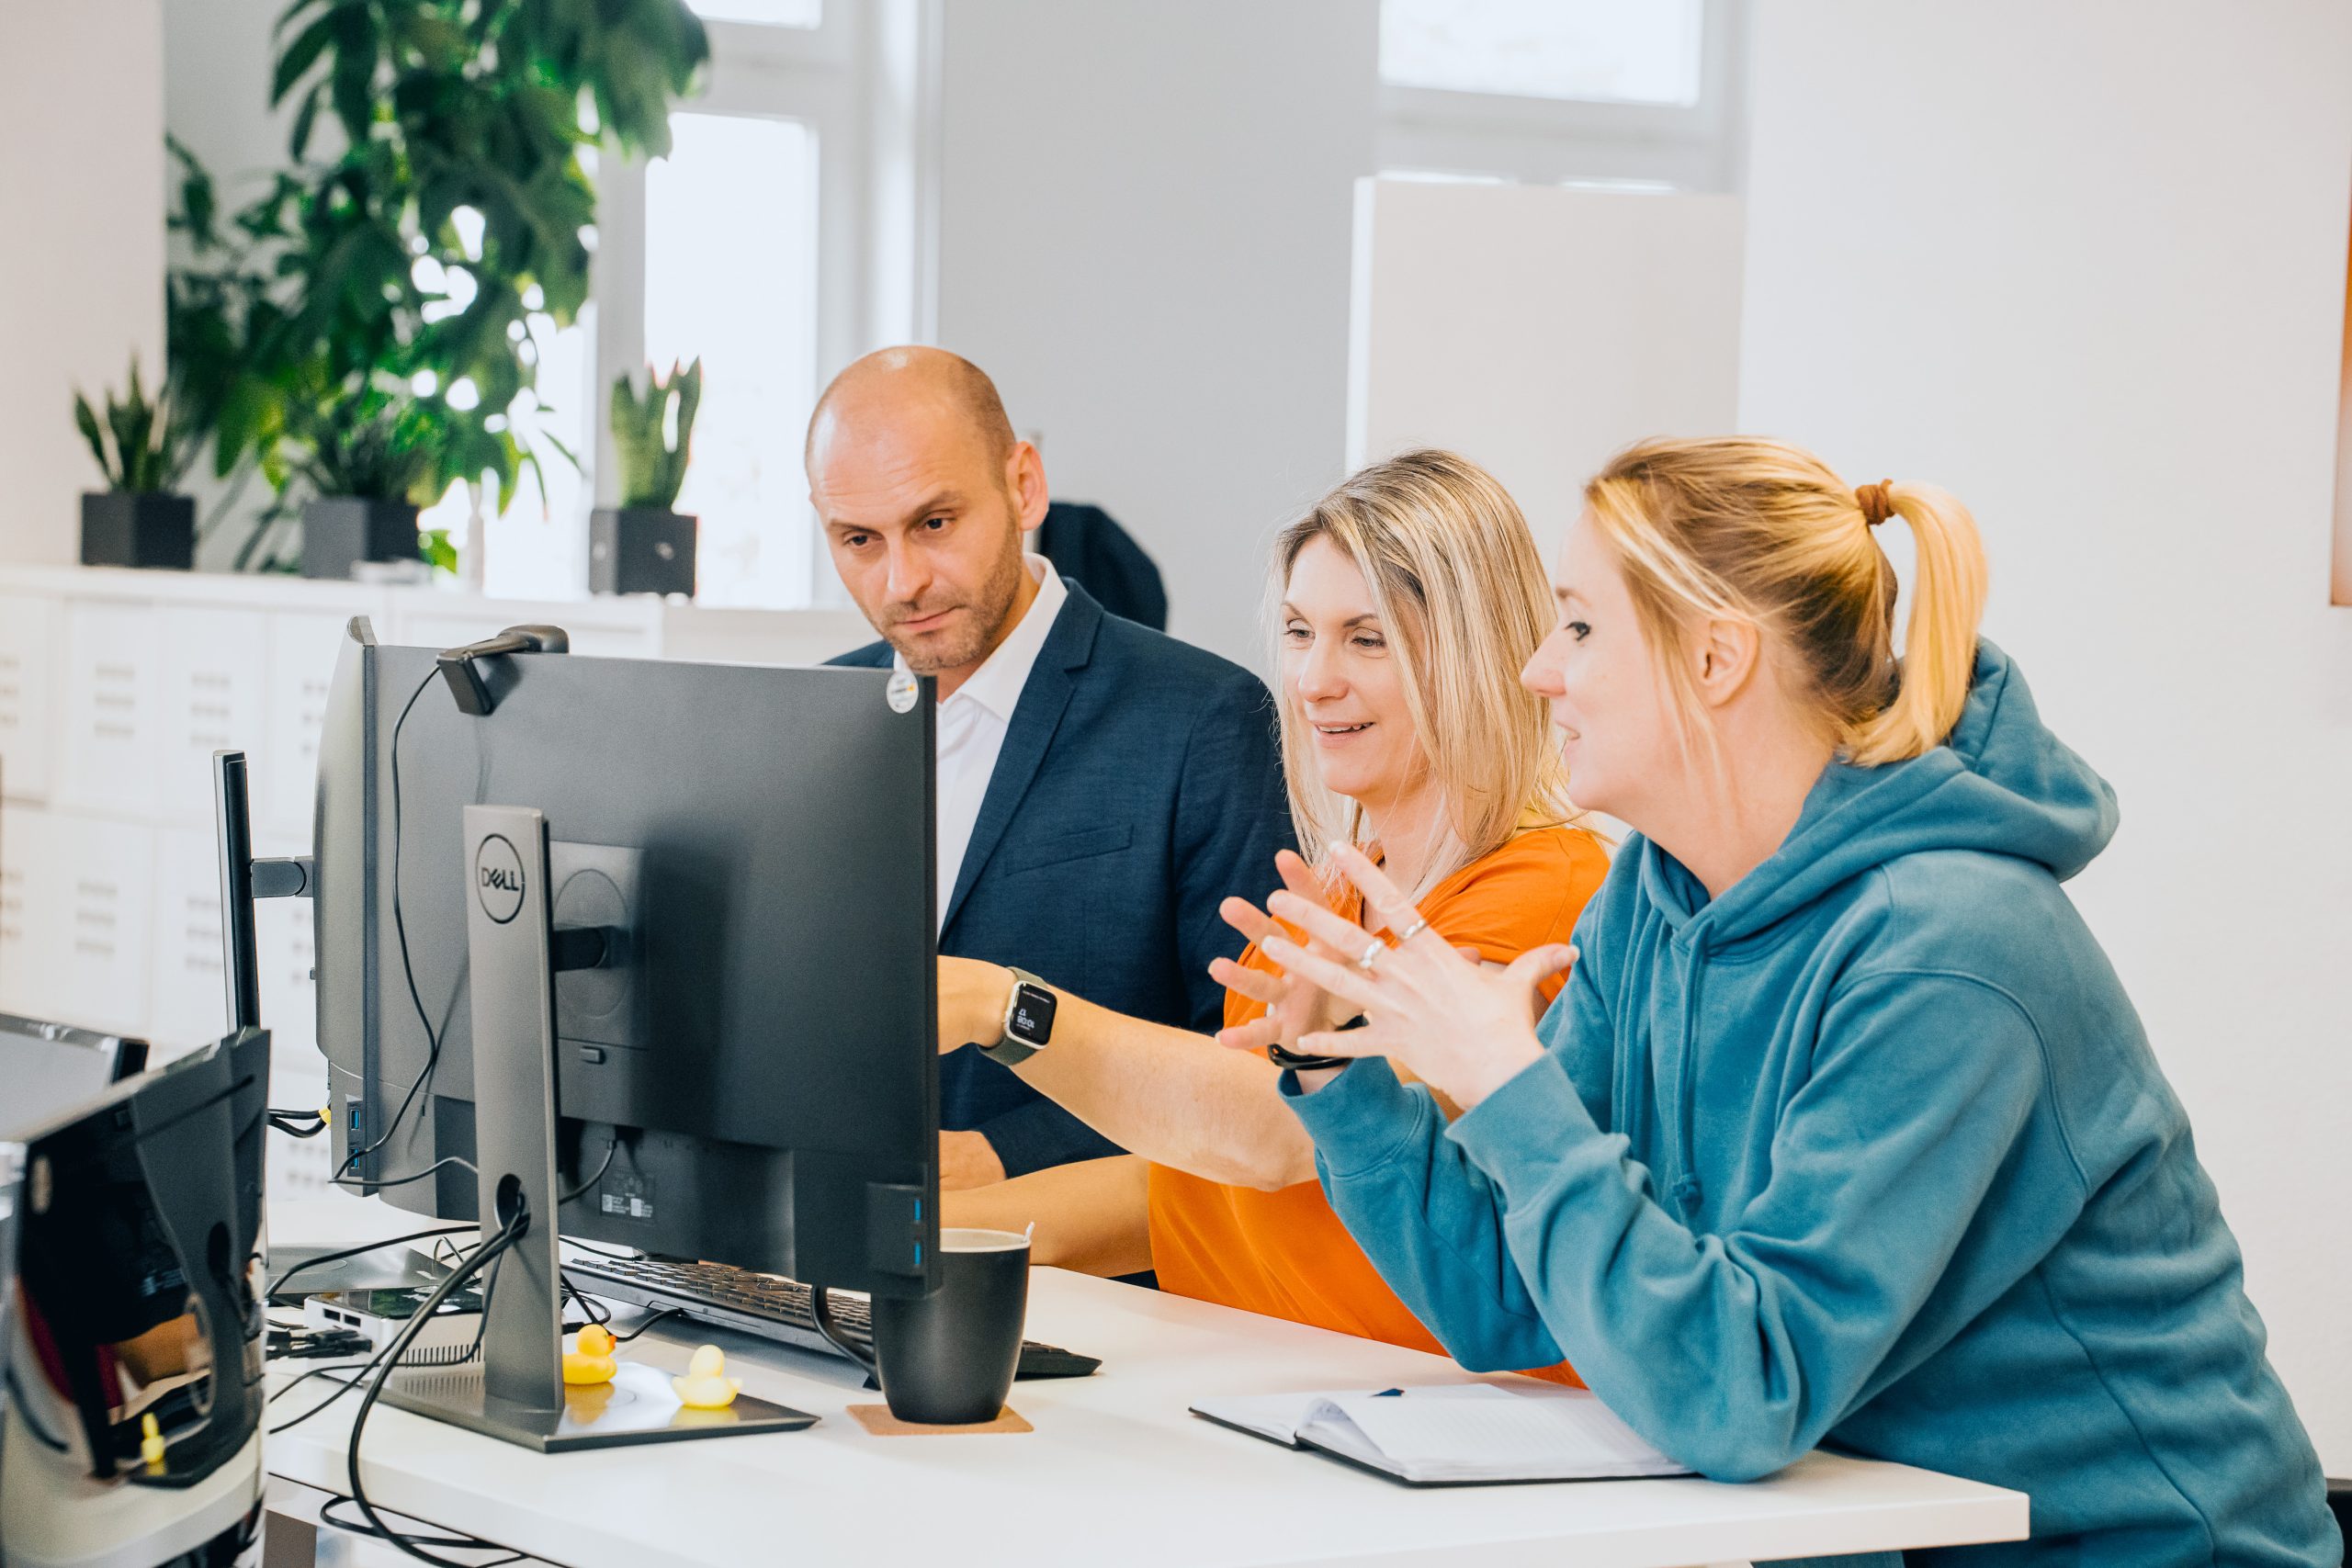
1148,824,1610,1386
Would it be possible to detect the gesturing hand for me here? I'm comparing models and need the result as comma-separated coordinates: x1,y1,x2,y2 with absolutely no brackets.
1210,849,1354,1056
1251,843,1574,1110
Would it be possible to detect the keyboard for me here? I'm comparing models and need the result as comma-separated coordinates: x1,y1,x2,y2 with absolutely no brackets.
563,1255,1102,1380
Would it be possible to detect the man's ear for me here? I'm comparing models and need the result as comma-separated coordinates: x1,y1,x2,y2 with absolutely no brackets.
1693,616,1761,711
1008,441,1050,534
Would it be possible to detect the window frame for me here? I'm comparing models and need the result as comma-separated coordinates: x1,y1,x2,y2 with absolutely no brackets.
1375,0,1747,192
588,1,938,607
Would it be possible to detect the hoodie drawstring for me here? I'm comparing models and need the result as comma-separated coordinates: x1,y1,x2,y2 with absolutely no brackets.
1666,938,1706,1222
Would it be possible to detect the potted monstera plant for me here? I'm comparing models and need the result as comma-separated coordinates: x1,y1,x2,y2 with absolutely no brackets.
74,361,198,570
593,358,700,596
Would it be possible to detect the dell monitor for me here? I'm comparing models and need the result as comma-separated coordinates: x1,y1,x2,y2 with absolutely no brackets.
309,624,939,1449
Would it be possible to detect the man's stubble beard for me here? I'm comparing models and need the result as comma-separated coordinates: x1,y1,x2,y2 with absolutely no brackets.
883,527,1027,676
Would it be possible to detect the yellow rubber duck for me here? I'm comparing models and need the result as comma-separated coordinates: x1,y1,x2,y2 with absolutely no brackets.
562,1323,618,1386
672,1345,741,1409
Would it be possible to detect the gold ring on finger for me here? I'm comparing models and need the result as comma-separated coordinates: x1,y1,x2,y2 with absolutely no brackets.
1355,937,1385,972
1391,916,1430,945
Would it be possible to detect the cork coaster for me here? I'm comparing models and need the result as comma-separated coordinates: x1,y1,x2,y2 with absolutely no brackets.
847,1404,1031,1437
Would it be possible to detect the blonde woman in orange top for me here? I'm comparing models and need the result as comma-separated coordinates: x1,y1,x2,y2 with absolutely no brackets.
937,450,1608,1374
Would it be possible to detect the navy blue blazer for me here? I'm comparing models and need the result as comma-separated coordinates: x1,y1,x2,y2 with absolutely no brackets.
831,580,1294,1177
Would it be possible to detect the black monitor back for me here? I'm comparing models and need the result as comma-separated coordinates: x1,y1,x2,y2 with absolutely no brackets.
6,1029,267,1555
313,633,939,1296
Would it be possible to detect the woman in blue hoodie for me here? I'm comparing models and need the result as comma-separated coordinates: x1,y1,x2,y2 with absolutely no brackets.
1240,437,2333,1565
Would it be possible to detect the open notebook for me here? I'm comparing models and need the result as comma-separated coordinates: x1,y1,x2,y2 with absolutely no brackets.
1190,1382,1692,1487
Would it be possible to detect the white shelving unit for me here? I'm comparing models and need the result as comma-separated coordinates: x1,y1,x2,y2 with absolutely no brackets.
0,562,865,1201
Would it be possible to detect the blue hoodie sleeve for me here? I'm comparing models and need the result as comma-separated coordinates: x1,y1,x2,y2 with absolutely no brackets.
1280,961,1623,1375
1289,966,2071,1483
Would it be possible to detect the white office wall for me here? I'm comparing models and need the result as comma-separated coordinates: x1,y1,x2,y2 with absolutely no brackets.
1740,2,2352,1466
1347,178,1744,564
930,0,1377,667
0,0,168,563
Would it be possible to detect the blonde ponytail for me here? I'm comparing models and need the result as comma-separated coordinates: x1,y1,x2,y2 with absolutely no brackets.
1584,438,1991,767
1844,484,1988,766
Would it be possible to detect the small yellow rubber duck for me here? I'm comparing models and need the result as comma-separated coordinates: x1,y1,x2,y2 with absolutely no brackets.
671,1345,741,1409
140,1413,166,1473
561,1323,618,1386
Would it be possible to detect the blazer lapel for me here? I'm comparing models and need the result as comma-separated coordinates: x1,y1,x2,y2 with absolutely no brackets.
940,585,1105,933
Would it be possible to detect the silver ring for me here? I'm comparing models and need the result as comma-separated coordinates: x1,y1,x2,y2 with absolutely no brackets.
1354,937,1385,972
1391,916,1430,945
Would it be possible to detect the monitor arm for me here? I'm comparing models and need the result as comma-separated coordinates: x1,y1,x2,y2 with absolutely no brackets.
436,624,571,716
214,750,315,1033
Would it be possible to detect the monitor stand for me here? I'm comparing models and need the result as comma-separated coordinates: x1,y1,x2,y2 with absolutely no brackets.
379,802,816,1452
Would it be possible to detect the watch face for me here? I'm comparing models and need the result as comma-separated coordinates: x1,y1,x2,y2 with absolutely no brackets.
1008,982,1057,1045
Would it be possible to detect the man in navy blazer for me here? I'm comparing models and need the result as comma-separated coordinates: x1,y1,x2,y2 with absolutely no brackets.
809,347,1293,1186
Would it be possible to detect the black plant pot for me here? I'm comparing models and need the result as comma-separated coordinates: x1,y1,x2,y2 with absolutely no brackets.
590,506,697,597
301,497,422,580
80,491,195,570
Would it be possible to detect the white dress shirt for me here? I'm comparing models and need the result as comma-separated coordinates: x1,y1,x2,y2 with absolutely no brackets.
895,553,1069,929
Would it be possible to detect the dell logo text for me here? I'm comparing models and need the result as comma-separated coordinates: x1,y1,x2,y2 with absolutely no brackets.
473,833,527,923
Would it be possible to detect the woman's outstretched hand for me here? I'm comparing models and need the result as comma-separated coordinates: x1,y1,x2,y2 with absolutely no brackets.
1211,849,1352,1056
1252,843,1572,1109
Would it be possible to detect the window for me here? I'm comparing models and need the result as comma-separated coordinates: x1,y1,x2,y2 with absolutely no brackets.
645,113,820,606
1377,0,1744,193
688,0,822,26
1381,0,1702,107
582,0,930,608
2334,202,2352,606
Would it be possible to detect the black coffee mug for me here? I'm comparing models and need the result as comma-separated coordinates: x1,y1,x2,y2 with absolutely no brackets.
817,1227,1029,1425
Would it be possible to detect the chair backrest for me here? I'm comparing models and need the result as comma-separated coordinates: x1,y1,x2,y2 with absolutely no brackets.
1037,501,1169,631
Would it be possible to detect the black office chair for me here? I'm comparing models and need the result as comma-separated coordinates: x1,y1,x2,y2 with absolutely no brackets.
1036,501,1168,631
2328,1477,2351,1562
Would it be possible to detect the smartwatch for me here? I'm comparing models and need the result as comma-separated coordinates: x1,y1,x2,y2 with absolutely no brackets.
1267,1015,1367,1073
978,966,1057,1067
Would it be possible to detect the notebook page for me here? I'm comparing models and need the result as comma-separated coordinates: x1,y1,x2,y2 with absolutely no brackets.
1187,1391,1332,1444
1190,1383,1512,1446
1319,1387,1688,1480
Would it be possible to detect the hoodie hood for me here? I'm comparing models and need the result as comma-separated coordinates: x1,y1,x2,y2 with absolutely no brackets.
1639,640,2120,949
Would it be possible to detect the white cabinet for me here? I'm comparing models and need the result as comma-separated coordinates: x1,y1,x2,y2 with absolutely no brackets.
390,596,660,660
255,889,319,1065
0,593,57,803
0,803,45,1020
15,809,155,1039
262,611,360,839
149,826,229,1054
157,606,270,829
59,599,161,818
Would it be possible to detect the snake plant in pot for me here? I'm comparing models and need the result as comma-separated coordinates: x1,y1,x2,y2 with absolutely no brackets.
594,358,701,596
286,383,442,579
74,361,198,569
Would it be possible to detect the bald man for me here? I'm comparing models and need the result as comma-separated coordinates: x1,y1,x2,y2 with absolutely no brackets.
812,347,1293,1190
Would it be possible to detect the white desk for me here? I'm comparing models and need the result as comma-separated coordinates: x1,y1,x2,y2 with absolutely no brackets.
265,1205,2027,1568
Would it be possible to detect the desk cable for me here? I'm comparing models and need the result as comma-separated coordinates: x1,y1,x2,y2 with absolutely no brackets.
334,665,454,1190
341,1203,530,1566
